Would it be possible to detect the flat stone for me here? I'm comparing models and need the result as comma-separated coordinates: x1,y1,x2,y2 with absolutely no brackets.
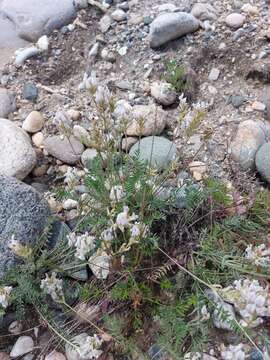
151,81,177,106
111,9,127,22
252,101,266,112
255,142,270,183
10,336,34,358
1,0,76,42
225,13,245,29
0,119,36,179
126,104,167,136
208,68,220,81
230,94,246,108
99,15,112,33
0,88,16,118
149,12,199,48
231,120,267,170
22,111,44,133
44,135,84,164
129,136,177,169
0,176,49,276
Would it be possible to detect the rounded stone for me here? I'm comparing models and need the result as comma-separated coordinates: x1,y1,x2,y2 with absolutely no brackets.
255,142,270,183
10,336,34,358
44,135,84,164
151,82,177,106
65,333,92,360
0,175,50,276
225,13,245,29
22,111,44,133
231,120,267,170
0,118,37,179
129,136,177,169
81,148,98,168
32,132,44,148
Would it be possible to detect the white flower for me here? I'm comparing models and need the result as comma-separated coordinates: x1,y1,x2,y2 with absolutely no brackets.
221,344,245,360
95,85,111,106
245,244,270,267
40,273,64,302
109,185,125,202
85,71,98,91
89,250,111,279
115,206,138,232
78,334,103,359
67,232,96,260
0,286,12,309
101,228,114,242
8,235,32,257
223,278,270,328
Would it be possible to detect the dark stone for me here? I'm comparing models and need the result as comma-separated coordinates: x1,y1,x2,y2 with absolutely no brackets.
0,175,50,276
143,16,153,25
47,220,71,249
22,83,38,102
229,94,246,108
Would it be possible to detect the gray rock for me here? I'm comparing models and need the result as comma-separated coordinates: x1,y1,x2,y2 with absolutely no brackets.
0,119,37,179
213,302,236,331
231,120,267,170
44,135,84,164
65,333,101,360
10,336,34,358
0,88,16,118
23,83,38,102
230,94,246,108
208,68,220,81
191,3,217,21
81,149,98,168
111,9,127,22
255,142,270,183
225,13,245,29
129,136,177,169
0,176,49,276
150,81,177,106
149,12,199,48
99,14,112,33
1,0,76,42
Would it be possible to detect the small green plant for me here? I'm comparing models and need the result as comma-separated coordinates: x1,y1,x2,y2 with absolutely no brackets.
164,60,187,93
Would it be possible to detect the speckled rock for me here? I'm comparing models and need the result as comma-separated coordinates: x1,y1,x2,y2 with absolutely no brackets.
0,175,49,276
129,136,177,169
151,82,177,106
191,3,217,21
0,88,16,118
0,119,36,179
225,13,245,29
44,135,84,164
126,104,167,136
231,120,267,170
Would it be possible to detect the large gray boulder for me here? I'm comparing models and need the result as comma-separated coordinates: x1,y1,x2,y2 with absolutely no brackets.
0,119,36,180
149,12,199,48
0,176,50,276
1,0,76,42
129,136,177,169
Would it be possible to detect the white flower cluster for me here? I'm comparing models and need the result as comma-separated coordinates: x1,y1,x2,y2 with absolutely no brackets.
40,272,64,302
67,232,95,261
221,344,245,360
8,235,32,258
245,244,270,267
223,278,270,328
0,286,12,309
77,334,103,359
109,185,125,202
184,352,201,360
